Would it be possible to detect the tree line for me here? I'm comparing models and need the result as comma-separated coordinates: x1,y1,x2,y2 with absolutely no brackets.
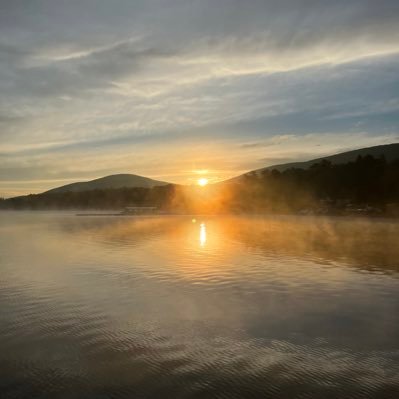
1,155,399,215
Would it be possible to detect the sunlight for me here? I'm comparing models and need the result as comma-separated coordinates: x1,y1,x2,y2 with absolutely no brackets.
199,222,207,246
197,178,209,186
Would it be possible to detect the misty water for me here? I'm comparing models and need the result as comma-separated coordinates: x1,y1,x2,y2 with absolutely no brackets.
0,212,398,398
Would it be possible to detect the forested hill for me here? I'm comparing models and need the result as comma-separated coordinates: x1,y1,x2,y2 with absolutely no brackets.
258,143,399,173
226,154,399,216
1,155,399,216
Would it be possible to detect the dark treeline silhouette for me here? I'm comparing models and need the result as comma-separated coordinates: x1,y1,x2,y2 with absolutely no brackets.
1,155,399,216
0,185,178,211
225,155,399,215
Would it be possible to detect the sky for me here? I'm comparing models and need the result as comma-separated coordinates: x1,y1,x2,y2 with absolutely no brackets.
1,0,399,197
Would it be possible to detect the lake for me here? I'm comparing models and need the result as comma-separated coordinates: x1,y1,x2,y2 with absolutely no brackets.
0,212,398,398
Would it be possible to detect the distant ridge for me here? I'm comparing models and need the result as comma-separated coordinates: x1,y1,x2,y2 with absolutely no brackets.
222,143,399,184
45,174,170,194
260,143,399,173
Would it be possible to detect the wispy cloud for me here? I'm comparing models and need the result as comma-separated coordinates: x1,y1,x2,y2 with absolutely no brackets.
1,1,399,196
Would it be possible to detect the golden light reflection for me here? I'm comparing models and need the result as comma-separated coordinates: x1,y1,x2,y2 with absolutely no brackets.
51,215,399,284
199,222,207,246
197,178,209,186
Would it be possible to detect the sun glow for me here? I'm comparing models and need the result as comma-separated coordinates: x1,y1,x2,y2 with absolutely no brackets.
199,223,207,246
197,178,209,186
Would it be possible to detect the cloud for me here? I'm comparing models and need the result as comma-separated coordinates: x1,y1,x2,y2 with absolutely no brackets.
0,1,399,196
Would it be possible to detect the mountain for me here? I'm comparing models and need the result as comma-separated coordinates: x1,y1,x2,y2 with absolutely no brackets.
221,143,399,184
45,174,170,194
260,143,399,173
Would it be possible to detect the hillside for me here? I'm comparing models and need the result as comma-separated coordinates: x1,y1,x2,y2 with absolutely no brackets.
260,143,399,173
1,151,399,215
45,174,169,194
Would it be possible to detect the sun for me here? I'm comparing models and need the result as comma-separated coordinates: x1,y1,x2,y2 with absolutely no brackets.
197,177,209,186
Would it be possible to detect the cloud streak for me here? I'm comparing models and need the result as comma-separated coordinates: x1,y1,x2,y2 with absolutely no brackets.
0,1,399,196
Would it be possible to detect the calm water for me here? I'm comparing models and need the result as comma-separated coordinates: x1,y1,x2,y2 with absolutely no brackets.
1,212,399,398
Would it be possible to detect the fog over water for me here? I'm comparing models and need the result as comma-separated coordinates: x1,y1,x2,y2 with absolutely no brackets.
0,212,398,398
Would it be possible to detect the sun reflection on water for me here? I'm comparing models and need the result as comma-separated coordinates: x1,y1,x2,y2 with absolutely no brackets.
199,223,207,247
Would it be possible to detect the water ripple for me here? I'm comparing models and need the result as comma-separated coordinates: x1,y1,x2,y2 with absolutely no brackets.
0,212,398,398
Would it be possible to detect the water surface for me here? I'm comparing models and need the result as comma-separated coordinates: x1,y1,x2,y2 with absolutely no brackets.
1,212,398,398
